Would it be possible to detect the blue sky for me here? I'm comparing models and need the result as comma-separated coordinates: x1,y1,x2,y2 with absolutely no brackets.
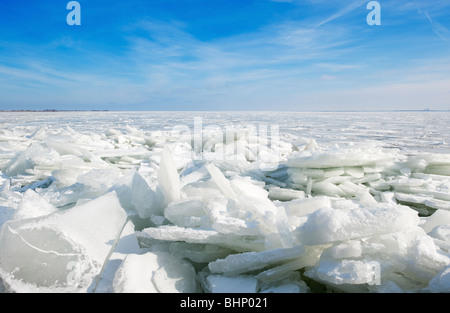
0,0,449,111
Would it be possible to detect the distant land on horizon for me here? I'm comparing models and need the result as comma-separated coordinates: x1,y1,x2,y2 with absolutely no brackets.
1,109,449,113
0,109,110,112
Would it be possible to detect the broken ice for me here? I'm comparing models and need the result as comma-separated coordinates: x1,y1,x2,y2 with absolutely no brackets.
1,111,450,293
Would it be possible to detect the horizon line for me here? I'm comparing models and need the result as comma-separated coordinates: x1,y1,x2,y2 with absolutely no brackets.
1,109,450,113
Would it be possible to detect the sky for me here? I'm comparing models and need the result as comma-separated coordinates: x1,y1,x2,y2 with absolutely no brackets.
0,0,449,111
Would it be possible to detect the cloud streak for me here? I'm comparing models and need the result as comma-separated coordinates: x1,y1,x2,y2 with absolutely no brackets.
313,0,367,28
423,11,449,41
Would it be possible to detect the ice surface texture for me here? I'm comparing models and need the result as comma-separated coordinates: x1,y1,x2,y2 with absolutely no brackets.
0,111,450,293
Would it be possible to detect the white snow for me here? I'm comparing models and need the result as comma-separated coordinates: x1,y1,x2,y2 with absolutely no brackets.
1,111,450,293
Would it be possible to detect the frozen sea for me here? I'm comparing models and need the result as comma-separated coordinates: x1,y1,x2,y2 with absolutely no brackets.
1,110,450,293
1,110,450,153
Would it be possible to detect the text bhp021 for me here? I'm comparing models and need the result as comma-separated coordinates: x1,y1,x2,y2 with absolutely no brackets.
180,297,268,310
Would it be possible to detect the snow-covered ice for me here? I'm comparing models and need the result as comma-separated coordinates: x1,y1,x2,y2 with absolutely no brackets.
1,111,450,293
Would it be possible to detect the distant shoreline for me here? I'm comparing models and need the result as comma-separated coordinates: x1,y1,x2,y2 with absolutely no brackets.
0,110,109,112
0,109,449,113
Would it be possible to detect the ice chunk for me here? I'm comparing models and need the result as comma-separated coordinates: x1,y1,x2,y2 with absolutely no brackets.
0,192,129,292
14,189,58,220
338,181,367,198
230,176,268,200
129,171,164,218
308,258,381,286
289,168,325,180
164,198,209,228
422,210,450,233
360,227,450,288
4,142,60,177
138,225,265,252
46,168,124,208
268,186,305,201
352,173,383,184
208,245,305,275
412,172,450,182
205,163,237,199
90,225,141,293
389,178,425,188
112,252,198,293
180,164,209,187
311,181,345,197
0,205,14,234
282,196,332,218
77,168,121,192
289,171,308,185
0,178,10,196
326,240,363,259
158,147,181,205
169,242,234,263
204,274,258,293
182,180,224,202
344,167,365,179
51,155,94,186
428,225,450,252
52,169,84,188
44,137,84,157
380,192,397,204
255,246,323,283
303,138,320,151
393,184,450,201
207,197,261,236
395,193,450,211
407,235,450,278
358,190,378,206
0,179,22,212
295,204,420,246
427,265,450,292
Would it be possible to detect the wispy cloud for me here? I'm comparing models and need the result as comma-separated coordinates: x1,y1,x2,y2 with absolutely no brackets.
313,0,367,28
123,18,356,88
423,11,449,41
